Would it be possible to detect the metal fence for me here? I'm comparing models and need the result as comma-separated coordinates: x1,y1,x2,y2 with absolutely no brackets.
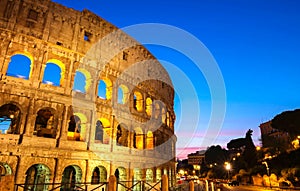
117,180,162,191
15,182,108,191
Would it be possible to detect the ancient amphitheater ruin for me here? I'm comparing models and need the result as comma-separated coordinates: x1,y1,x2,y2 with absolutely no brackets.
0,0,176,190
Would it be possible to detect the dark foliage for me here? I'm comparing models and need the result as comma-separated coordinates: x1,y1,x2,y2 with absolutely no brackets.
271,109,300,137
205,145,229,165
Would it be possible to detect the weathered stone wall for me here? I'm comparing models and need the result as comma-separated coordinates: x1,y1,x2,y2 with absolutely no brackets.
0,0,176,190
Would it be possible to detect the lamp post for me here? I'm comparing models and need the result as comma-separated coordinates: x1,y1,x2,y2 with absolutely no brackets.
225,162,231,181
262,161,271,189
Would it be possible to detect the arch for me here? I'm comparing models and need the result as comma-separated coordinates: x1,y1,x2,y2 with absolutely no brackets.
0,103,21,134
98,118,111,144
67,113,87,141
95,120,104,143
91,167,100,184
145,97,152,116
166,111,170,127
117,84,129,104
61,165,82,190
146,131,154,150
115,167,126,181
161,107,166,124
154,102,160,119
6,52,33,79
34,108,56,138
146,169,153,182
116,123,129,147
133,127,143,150
97,80,107,99
97,77,112,100
98,165,107,182
43,59,65,86
24,164,51,191
0,162,12,176
115,167,126,191
156,168,161,181
133,91,143,112
163,168,168,175
133,168,142,191
73,68,92,93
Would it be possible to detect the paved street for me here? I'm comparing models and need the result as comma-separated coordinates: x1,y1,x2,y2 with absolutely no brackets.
221,184,295,191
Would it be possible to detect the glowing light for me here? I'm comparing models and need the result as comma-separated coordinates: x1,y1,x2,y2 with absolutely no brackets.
225,162,231,170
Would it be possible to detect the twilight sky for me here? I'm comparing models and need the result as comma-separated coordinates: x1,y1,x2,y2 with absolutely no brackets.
52,0,300,159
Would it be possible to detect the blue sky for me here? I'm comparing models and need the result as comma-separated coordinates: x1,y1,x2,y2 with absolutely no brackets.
52,0,300,158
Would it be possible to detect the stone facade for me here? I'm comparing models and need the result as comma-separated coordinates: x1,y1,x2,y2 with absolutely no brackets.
0,0,176,190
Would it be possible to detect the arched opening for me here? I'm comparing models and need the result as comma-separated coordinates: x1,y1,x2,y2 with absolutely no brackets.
97,80,107,99
6,53,32,79
0,162,12,176
145,97,152,116
115,167,126,191
98,118,111,144
67,113,87,141
73,68,91,93
133,168,142,191
24,164,51,191
0,103,21,134
34,108,56,138
166,112,170,127
154,102,160,119
91,167,100,184
73,71,86,93
133,127,143,150
133,91,143,112
161,108,166,124
0,164,5,177
95,120,104,143
156,168,161,181
116,123,129,147
61,165,82,190
97,78,112,100
146,169,153,183
163,168,168,176
117,85,129,104
146,131,154,150
42,62,63,86
98,166,107,182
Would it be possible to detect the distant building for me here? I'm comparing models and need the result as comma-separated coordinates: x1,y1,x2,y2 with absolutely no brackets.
187,150,206,165
259,120,290,150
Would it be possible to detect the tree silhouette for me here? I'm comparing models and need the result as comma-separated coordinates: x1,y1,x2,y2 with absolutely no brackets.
227,129,257,169
205,145,229,165
271,109,300,137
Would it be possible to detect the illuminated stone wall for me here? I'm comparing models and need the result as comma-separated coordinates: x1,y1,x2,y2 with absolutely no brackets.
0,0,176,190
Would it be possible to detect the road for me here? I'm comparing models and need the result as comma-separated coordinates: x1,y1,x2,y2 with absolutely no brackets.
220,184,287,191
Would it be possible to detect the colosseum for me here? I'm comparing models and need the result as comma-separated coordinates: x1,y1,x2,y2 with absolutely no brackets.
0,0,176,190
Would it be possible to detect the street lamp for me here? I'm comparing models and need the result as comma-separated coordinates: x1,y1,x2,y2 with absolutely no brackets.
262,161,271,188
225,162,231,181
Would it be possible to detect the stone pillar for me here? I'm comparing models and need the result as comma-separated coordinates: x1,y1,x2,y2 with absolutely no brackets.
65,60,75,95
59,105,69,141
88,109,96,147
161,174,168,191
189,181,194,191
109,161,113,176
108,175,117,191
205,180,209,191
39,63,47,83
24,98,35,136
42,4,52,41
110,114,115,152
210,182,214,191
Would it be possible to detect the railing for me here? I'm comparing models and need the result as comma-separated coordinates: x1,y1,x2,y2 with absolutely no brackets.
117,180,162,191
15,182,108,191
